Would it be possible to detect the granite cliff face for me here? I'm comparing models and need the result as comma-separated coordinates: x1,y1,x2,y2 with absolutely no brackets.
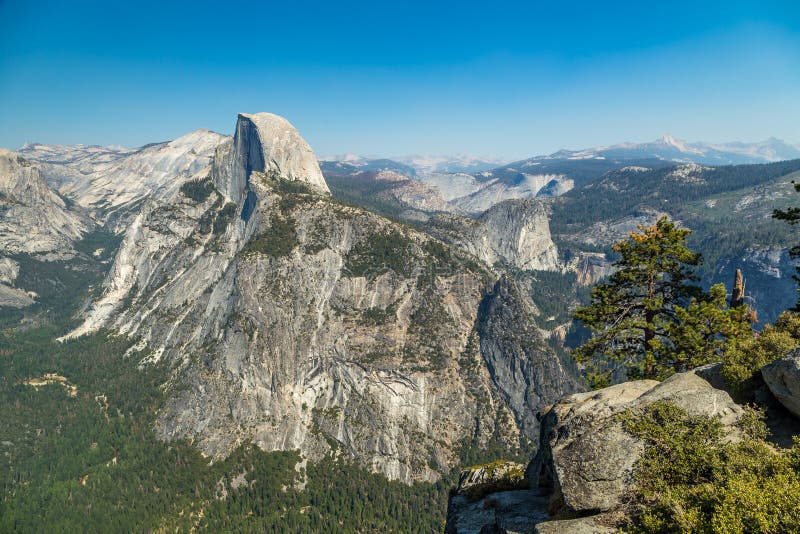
429,199,560,272
477,278,582,438
0,150,97,308
0,149,89,256
68,112,580,483
368,170,456,217
211,113,329,203
451,172,574,215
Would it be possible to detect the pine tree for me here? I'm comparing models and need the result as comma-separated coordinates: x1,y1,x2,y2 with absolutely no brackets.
573,217,751,386
670,283,753,371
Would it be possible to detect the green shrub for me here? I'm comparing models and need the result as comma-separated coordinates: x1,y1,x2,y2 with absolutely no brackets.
621,401,725,495
242,216,298,258
359,305,396,326
180,178,215,202
212,202,237,234
722,311,800,394
345,230,415,278
621,401,800,533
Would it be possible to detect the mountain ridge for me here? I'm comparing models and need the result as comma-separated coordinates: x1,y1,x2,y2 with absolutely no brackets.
55,112,581,484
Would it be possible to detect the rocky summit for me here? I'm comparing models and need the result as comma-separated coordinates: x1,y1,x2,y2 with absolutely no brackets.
60,112,581,483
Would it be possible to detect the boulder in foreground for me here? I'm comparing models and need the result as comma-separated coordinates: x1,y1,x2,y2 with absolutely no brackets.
528,370,744,514
762,348,800,418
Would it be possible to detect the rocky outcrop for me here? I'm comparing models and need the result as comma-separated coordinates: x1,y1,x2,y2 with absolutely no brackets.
528,371,744,514
370,170,456,216
419,172,484,202
533,515,615,534
446,461,545,534
452,173,573,215
430,199,560,272
212,112,329,200
445,369,747,533
0,257,33,308
456,460,528,500
445,489,548,534
762,349,800,418
0,258,19,285
563,250,613,286
0,284,35,307
68,112,577,484
562,209,665,248
0,149,89,256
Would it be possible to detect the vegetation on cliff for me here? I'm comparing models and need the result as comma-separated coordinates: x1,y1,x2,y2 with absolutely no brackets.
179,177,216,202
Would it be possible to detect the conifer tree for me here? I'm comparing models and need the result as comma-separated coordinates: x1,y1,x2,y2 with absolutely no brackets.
574,216,751,386
773,181,800,310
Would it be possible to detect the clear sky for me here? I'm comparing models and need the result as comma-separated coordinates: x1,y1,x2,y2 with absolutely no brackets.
1,0,798,160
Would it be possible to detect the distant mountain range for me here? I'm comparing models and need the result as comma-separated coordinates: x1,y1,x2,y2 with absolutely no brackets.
534,135,800,166
322,136,800,177
321,153,507,175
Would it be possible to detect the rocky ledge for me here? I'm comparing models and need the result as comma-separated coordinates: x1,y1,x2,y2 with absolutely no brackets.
445,368,746,533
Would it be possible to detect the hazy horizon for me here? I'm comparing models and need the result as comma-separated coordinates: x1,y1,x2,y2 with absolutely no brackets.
15,131,800,165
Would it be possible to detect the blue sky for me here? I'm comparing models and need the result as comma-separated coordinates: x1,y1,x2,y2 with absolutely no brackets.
1,0,798,159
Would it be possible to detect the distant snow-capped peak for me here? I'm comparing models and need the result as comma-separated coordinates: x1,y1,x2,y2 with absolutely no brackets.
654,134,704,155
319,153,372,164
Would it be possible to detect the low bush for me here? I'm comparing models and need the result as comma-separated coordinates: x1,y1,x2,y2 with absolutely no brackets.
621,401,800,533
180,178,215,202
722,311,800,395
242,216,298,258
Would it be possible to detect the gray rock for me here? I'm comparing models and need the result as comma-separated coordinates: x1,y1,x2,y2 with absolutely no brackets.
451,173,573,215
0,149,89,256
430,199,560,272
562,251,613,287
529,371,744,514
762,349,800,417
457,460,528,499
370,170,456,215
478,277,584,439
0,258,20,285
445,490,548,534
222,112,330,198
533,515,616,534
692,362,728,391
20,130,227,229
0,284,34,308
